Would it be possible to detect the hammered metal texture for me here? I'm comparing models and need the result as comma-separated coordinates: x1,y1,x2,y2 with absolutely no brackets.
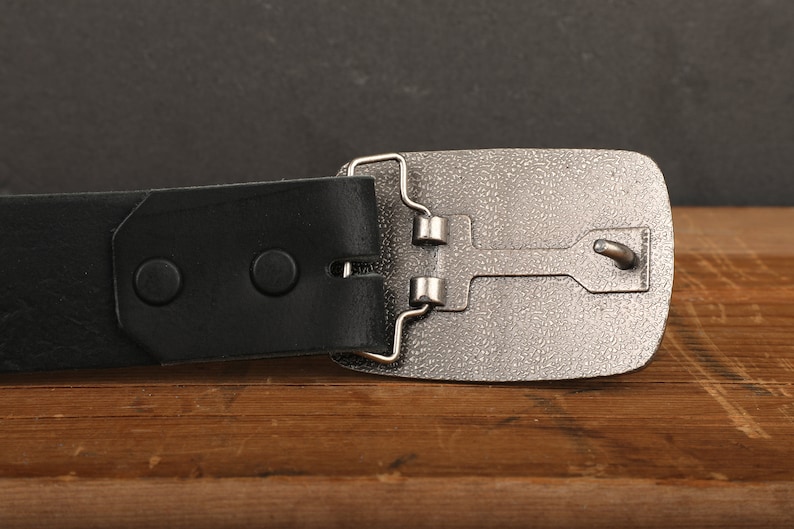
332,149,674,382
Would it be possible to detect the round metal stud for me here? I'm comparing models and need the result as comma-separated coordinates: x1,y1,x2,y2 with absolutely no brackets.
134,258,183,306
251,249,299,296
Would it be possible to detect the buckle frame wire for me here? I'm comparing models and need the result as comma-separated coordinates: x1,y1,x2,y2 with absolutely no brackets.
344,153,445,364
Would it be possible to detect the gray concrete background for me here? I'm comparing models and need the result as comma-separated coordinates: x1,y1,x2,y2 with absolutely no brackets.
1,0,792,204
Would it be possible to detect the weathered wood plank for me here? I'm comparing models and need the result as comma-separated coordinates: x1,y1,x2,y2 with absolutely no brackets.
1,477,792,529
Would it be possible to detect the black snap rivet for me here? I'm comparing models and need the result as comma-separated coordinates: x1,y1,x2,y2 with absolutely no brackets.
251,249,298,296
134,258,183,306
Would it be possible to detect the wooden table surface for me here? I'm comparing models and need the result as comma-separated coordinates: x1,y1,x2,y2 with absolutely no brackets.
1,207,793,528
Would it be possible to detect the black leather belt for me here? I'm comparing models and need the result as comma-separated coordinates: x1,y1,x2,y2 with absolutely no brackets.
0,149,675,382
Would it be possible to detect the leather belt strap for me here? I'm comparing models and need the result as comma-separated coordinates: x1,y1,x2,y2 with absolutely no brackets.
0,177,387,372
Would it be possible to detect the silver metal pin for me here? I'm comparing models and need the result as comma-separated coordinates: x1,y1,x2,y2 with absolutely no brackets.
593,239,637,270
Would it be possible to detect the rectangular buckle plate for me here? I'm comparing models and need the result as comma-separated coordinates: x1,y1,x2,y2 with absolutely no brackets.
333,149,674,382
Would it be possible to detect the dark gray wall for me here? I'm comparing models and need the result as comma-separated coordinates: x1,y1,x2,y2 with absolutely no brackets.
1,0,792,204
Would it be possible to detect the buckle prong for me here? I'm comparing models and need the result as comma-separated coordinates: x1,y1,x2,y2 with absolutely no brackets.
593,239,638,270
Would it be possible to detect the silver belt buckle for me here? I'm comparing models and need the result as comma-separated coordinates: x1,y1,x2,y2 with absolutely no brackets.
333,149,674,382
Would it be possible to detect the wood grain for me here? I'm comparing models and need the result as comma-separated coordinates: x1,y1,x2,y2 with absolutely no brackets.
1,207,793,527
1,477,793,529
